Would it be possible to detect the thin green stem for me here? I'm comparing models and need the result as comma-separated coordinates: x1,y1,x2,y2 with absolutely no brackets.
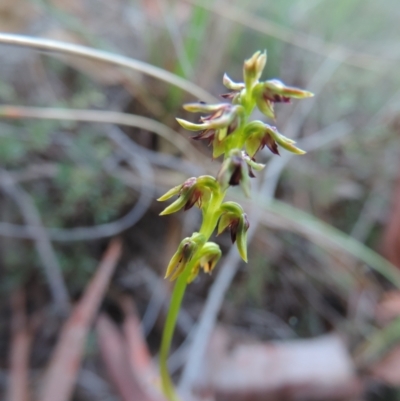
160,257,195,401
159,189,225,401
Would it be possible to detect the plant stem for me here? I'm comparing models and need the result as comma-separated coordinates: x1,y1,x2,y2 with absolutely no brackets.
159,259,194,401
159,189,225,400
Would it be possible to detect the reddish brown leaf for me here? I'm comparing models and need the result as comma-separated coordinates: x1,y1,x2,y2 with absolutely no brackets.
120,297,153,375
39,239,122,401
96,314,162,401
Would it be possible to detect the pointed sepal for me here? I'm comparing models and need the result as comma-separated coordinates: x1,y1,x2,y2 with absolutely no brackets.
223,73,245,91
243,50,267,90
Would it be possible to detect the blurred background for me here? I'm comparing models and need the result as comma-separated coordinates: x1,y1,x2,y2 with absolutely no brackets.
1,0,400,400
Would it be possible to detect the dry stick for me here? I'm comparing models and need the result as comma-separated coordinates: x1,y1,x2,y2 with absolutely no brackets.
0,106,205,162
39,239,122,401
0,33,216,103
7,289,31,401
0,169,70,313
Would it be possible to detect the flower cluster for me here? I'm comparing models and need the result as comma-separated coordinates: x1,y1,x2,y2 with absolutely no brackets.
158,50,313,283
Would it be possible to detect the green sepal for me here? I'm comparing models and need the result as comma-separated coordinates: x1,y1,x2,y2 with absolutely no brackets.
206,108,237,129
197,175,220,193
217,212,236,235
264,79,314,99
244,120,265,136
183,103,228,113
236,216,249,262
176,118,207,131
159,196,189,216
157,185,182,202
269,129,306,155
244,156,265,171
218,127,228,141
217,202,245,235
245,134,262,158
243,50,267,90
212,136,226,158
253,83,275,119
219,201,245,215
244,121,265,157
223,73,245,91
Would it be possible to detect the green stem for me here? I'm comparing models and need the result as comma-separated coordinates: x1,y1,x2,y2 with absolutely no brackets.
159,257,195,401
159,189,225,401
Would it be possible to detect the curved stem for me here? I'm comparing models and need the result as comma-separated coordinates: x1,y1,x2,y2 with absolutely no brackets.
0,33,216,103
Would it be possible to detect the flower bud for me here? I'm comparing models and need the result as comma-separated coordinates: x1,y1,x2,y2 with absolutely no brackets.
243,50,267,90
217,202,249,262
187,242,222,283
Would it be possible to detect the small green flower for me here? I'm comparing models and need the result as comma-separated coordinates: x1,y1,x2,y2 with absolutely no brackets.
177,104,242,138
253,79,314,120
244,121,305,157
217,150,265,197
217,149,250,196
165,233,206,281
158,176,219,215
187,242,222,283
217,202,249,262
